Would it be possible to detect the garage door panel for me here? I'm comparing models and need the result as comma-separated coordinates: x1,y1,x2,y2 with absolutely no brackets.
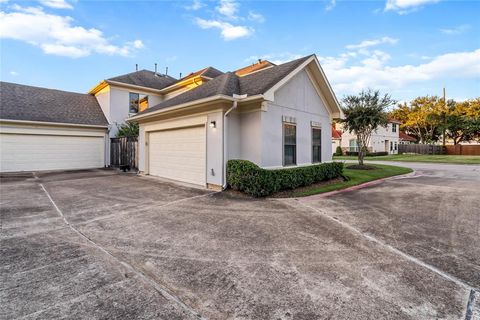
149,126,206,186
0,134,105,172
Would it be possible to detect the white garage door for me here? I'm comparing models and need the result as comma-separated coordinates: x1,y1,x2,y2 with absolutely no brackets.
0,133,105,172
149,126,206,186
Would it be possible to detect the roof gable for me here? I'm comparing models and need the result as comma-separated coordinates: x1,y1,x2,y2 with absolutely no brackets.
0,82,108,126
108,70,177,90
132,54,342,120
235,60,275,76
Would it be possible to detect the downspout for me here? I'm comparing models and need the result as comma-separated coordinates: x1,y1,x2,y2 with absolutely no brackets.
222,94,247,190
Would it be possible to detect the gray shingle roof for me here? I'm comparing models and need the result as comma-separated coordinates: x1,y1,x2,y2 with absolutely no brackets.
0,82,108,126
139,55,312,116
201,67,224,79
108,70,177,90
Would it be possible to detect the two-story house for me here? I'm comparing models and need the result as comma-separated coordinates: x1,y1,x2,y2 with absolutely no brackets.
338,119,401,154
1,54,343,190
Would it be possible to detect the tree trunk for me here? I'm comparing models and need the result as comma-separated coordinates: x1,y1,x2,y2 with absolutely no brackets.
358,149,364,166
357,134,364,166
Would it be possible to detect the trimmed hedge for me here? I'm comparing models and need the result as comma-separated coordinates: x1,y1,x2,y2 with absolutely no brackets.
345,151,388,157
334,146,343,156
367,151,388,157
227,160,344,197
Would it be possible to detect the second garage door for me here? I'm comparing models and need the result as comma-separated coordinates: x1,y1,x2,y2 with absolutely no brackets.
0,133,105,172
149,126,206,186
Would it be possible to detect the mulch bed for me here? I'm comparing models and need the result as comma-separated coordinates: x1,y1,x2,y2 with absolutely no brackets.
346,164,377,170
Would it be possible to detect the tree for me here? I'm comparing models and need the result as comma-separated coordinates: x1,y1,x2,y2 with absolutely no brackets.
340,89,395,166
391,96,480,144
403,96,444,143
441,99,480,144
116,122,139,137
389,96,444,143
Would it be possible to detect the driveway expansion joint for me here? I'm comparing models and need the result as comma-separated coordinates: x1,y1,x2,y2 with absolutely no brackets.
465,289,478,320
38,182,207,320
278,197,478,319
292,199,477,290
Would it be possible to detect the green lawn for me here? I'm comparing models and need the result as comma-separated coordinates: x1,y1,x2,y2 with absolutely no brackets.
333,154,480,164
293,163,413,197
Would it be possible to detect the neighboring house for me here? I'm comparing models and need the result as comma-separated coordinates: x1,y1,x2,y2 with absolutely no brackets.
129,54,342,188
0,82,108,172
399,131,417,144
339,119,401,154
0,55,342,189
332,125,342,154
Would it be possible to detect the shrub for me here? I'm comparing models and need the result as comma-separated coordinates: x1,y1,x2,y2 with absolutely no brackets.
366,151,388,157
334,146,343,156
227,160,344,197
346,151,388,157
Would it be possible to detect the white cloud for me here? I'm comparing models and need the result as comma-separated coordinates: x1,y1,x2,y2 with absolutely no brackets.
216,0,239,19
195,18,252,40
319,48,480,94
346,36,398,50
385,0,440,13
185,0,204,11
9,71,19,76
248,11,264,23
192,0,262,41
325,0,336,11
440,24,470,35
131,40,144,49
39,0,73,9
0,5,144,58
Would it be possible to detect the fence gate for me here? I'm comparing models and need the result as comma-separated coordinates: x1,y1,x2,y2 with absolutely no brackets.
110,136,138,169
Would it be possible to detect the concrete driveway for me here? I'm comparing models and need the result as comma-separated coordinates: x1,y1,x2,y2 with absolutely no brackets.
1,164,478,319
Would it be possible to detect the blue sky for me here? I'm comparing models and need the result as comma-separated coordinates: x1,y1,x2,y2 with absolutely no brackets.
1,0,479,102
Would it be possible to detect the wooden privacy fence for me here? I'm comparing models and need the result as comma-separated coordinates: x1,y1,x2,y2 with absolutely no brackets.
445,144,480,156
110,136,138,169
398,144,445,155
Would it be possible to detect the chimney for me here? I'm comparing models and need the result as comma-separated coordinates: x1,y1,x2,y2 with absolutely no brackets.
258,59,262,64
165,67,168,76
154,63,157,74
135,64,138,71
179,72,182,79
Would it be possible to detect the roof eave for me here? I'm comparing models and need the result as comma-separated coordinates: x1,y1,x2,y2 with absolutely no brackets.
106,80,164,93
88,80,109,95
0,118,109,129
158,75,207,94
128,94,264,122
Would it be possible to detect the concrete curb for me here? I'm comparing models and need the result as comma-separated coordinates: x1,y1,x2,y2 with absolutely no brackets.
299,170,419,201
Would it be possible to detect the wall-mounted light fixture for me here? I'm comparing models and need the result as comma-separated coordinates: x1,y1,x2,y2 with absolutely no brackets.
209,121,216,128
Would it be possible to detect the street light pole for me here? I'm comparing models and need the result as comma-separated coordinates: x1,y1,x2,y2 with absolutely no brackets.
442,87,446,147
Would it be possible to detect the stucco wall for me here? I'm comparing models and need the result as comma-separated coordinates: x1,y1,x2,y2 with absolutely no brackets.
239,111,262,165
226,112,241,160
261,70,333,168
106,86,163,137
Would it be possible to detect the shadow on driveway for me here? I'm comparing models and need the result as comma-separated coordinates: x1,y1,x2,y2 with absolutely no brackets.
1,168,476,319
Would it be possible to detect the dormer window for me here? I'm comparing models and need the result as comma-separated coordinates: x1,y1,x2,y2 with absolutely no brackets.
129,92,149,114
